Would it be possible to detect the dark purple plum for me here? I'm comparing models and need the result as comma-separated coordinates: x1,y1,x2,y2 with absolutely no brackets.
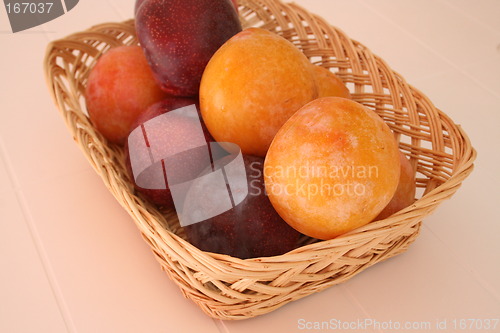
134,0,147,14
184,155,301,259
135,0,242,96
125,96,213,208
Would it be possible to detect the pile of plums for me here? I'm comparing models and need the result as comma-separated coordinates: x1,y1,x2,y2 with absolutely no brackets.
84,0,416,259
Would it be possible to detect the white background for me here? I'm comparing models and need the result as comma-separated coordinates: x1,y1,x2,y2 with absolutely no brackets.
1,0,499,332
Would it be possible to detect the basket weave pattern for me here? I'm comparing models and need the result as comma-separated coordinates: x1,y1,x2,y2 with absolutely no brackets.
44,0,475,320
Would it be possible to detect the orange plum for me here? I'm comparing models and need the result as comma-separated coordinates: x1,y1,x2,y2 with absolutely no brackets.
264,97,400,240
374,151,416,220
85,45,166,144
311,65,351,99
200,28,318,157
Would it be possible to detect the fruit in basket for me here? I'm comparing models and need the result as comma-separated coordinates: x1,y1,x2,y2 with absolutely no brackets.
231,0,239,12
134,0,146,13
134,0,144,14
135,0,242,96
85,45,167,144
125,97,213,207
311,65,351,99
200,27,318,157
184,154,301,259
136,0,238,13
374,151,416,220
264,97,400,240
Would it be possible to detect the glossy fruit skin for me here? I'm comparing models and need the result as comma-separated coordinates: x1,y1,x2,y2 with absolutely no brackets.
230,0,238,12
125,97,213,208
374,151,416,220
184,155,301,259
200,28,318,157
311,65,351,99
134,0,147,13
135,0,242,96
264,97,400,240
85,45,166,144
136,0,238,14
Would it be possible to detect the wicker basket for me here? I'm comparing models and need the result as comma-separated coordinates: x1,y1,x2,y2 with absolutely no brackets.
44,0,475,320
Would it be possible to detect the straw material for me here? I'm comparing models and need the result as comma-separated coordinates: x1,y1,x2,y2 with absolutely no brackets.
44,0,476,320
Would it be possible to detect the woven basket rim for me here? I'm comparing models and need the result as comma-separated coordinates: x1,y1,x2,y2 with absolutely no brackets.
43,18,476,259
43,0,476,320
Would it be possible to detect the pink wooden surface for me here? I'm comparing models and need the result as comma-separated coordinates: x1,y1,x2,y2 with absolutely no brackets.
1,1,499,332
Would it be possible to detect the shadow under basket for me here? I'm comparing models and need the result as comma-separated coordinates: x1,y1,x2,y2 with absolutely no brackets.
43,0,476,320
